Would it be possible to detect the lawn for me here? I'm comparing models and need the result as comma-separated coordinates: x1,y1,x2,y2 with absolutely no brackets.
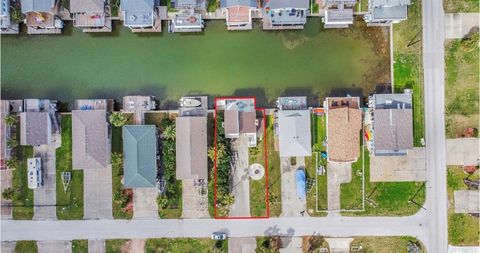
350,236,425,253
15,241,37,253
105,239,129,253
56,114,84,220
393,0,424,147
447,166,480,246
265,115,282,217
146,238,227,253
444,0,479,12
12,139,34,220
445,33,479,138
340,147,367,211
72,240,88,253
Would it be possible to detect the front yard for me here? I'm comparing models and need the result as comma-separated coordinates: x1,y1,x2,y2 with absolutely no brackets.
444,0,480,12
350,237,425,252
72,240,88,253
447,166,479,246
145,238,227,253
11,141,34,220
56,114,84,220
15,241,38,253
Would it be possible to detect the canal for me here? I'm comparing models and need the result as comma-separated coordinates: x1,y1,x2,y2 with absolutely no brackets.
1,18,390,108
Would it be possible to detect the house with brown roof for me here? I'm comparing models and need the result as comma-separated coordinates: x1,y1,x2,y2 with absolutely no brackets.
325,97,362,163
70,0,112,32
72,109,111,169
21,0,63,34
175,116,208,180
372,93,413,156
223,98,258,147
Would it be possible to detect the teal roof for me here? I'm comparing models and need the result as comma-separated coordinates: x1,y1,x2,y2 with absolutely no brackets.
123,125,158,188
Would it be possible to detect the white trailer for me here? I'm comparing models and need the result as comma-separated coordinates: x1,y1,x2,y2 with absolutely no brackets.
27,157,42,189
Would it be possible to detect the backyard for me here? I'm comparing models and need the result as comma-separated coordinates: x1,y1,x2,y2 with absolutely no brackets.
447,166,479,246
56,115,84,220
145,238,227,253
445,32,479,138
350,236,425,252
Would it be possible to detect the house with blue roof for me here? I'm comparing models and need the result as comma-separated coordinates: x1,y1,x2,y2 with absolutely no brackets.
121,0,162,32
262,0,309,30
322,0,356,29
220,0,258,30
122,125,158,188
21,0,63,34
364,0,411,25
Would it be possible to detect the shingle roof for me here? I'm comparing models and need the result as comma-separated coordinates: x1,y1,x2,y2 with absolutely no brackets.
175,117,208,180
224,110,256,137
268,0,309,9
72,110,110,169
20,112,51,146
278,110,312,157
373,109,413,153
123,125,157,188
327,107,362,162
70,0,104,13
21,0,54,13
220,0,257,8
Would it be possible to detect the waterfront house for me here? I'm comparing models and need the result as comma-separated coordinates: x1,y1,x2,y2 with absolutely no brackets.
72,103,111,170
371,92,413,156
277,97,312,157
175,116,208,180
122,125,158,188
223,98,258,147
262,0,309,30
70,0,112,32
364,0,411,25
220,0,258,30
21,0,63,34
322,0,356,28
120,0,162,32
20,112,52,146
325,97,362,163
170,0,205,33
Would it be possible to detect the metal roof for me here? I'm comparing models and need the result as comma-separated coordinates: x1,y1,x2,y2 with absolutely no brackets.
21,0,54,13
374,93,412,109
175,117,208,180
268,0,309,9
70,0,104,13
123,125,157,188
278,110,312,157
371,0,411,7
121,0,154,27
220,0,257,8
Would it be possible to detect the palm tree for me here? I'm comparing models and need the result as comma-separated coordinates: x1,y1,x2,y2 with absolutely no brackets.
4,115,18,127
109,112,127,127
162,124,176,140
5,158,18,170
220,193,235,207
6,138,18,149
2,187,15,200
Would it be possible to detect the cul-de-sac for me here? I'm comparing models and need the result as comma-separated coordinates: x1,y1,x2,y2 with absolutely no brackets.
0,0,479,252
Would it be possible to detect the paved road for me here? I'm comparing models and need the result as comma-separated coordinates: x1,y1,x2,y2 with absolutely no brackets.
422,0,448,252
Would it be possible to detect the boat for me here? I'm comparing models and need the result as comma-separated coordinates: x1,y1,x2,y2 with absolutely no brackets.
180,98,201,107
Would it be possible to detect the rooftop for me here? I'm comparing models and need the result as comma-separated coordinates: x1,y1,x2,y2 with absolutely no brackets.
278,110,312,157
221,0,257,8
373,92,412,109
176,116,208,180
266,0,309,9
121,0,154,27
373,109,413,154
21,0,54,13
20,112,51,146
70,0,104,13
278,96,307,110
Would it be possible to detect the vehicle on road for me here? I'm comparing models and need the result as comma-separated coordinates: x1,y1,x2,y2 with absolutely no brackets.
211,232,227,240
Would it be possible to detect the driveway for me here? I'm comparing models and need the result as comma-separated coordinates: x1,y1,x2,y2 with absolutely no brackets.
229,136,251,217
83,167,113,219
1,169,13,219
280,157,307,217
33,137,60,220
454,190,479,213
327,163,352,211
445,13,480,39
38,240,71,253
228,237,257,253
446,138,480,166
181,179,209,218
279,237,303,253
133,188,158,219
88,240,105,253
325,238,353,253
0,241,15,253
370,147,426,182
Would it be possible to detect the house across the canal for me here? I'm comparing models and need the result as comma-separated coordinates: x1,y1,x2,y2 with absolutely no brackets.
21,0,63,34
262,0,309,30
220,0,258,30
70,0,112,32
120,0,163,32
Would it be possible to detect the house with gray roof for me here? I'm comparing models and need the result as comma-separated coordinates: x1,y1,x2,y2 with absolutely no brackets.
175,116,208,180
19,112,52,146
70,0,112,32
21,0,63,34
364,0,411,25
322,0,356,29
372,92,413,156
263,0,309,30
278,110,312,157
169,0,205,33
223,98,258,147
220,0,258,30
72,110,111,169
122,125,158,188
121,0,162,32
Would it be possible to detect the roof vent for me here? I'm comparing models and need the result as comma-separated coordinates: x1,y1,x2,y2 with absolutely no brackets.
130,15,137,21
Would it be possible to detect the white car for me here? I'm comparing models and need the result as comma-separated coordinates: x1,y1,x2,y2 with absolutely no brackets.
211,232,227,240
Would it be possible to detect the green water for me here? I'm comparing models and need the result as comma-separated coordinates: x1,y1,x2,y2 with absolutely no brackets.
1,18,389,107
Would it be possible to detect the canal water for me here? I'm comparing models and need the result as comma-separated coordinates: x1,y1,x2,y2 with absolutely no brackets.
1,18,390,108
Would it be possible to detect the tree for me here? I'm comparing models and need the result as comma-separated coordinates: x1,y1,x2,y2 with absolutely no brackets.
111,153,123,175
219,193,235,207
157,195,169,209
109,112,128,127
10,7,23,24
5,157,18,169
306,236,325,252
6,138,18,149
113,190,129,208
4,115,18,127
162,124,176,140
2,187,14,200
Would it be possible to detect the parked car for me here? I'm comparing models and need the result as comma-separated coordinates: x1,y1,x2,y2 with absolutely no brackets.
211,232,227,240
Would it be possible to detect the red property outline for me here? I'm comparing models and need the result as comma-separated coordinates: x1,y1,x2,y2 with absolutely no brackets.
213,96,269,219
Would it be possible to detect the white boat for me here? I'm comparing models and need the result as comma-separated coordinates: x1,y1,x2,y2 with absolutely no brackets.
180,98,201,107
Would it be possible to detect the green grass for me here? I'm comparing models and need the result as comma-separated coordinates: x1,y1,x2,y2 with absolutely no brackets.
207,0,218,12
12,142,34,220
72,240,88,253
350,237,425,253
444,0,479,12
265,115,282,217
340,147,367,211
145,238,227,253
106,239,129,253
56,115,84,220
447,166,480,246
393,0,424,147
445,34,479,138
15,241,37,253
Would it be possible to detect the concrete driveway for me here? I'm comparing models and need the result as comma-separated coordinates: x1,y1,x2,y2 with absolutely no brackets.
229,137,251,217
83,167,113,220
133,188,158,219
280,157,307,217
228,237,257,253
181,179,209,218
454,190,479,213
0,241,15,253
370,147,426,182
445,13,480,39
1,170,13,219
279,237,303,253
327,163,352,211
38,240,71,253
88,240,105,253
33,138,60,220
446,138,480,166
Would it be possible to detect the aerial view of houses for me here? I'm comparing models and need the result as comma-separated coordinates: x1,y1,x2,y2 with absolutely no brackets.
0,0,479,252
